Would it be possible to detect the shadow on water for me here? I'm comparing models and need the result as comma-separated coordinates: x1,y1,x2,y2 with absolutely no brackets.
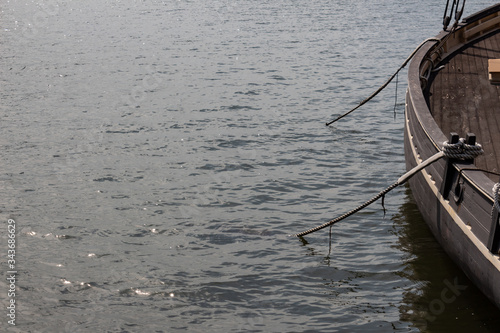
393,186,500,332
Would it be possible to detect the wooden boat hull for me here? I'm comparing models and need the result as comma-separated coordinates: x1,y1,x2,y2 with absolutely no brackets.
405,4,500,308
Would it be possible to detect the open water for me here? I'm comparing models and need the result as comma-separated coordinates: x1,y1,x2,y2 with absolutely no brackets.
1,0,500,332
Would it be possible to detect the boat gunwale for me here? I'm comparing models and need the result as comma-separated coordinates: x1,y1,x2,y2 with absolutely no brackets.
407,11,500,205
462,3,500,24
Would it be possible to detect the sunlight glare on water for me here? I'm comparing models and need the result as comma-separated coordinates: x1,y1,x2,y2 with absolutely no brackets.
1,0,499,332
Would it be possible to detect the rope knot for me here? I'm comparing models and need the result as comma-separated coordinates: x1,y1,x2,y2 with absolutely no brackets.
442,138,484,160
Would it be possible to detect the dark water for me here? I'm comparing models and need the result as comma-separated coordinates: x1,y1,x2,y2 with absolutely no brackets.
1,0,500,332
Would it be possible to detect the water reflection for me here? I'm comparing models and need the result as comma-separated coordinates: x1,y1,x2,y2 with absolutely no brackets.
394,186,500,332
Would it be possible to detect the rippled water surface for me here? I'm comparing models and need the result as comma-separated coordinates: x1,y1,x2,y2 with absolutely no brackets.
1,1,500,332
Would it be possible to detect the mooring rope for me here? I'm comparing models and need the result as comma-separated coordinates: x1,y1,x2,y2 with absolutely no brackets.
295,183,400,238
325,15,470,127
295,138,484,238
442,138,483,160
493,183,500,213
325,37,441,126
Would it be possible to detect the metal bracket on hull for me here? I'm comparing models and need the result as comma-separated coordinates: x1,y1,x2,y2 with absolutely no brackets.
452,177,465,204
488,182,500,254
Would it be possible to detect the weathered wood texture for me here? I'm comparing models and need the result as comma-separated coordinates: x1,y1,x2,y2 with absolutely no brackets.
427,31,500,178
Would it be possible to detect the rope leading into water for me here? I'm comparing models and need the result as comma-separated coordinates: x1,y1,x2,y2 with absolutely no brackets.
295,139,483,238
325,37,441,127
493,183,500,213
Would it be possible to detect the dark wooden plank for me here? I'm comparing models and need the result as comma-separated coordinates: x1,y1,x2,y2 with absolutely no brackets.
429,31,500,180
471,38,497,175
482,34,500,173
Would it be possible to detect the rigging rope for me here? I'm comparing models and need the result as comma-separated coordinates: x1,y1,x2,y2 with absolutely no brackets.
295,137,483,238
443,0,466,30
